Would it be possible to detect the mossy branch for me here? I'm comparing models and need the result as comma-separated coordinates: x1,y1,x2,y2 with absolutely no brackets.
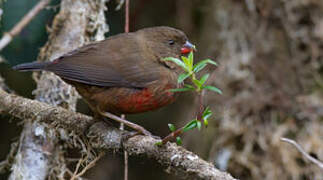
0,89,236,180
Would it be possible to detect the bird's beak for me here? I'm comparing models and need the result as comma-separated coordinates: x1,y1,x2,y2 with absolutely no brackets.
181,41,196,54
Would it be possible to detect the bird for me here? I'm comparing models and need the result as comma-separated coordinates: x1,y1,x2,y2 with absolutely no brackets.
13,26,195,135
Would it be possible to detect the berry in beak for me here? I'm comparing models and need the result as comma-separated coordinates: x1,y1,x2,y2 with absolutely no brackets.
181,41,196,54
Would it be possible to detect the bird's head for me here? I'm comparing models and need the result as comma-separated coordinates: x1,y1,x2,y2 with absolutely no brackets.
137,26,195,61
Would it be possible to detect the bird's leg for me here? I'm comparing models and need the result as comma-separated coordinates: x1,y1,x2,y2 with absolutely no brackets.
97,108,153,136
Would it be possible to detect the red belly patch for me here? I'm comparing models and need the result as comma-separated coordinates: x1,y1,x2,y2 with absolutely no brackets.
116,87,175,114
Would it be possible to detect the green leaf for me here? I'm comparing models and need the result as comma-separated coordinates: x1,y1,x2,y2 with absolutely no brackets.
184,84,195,89
183,120,198,132
181,53,194,71
188,52,194,68
163,57,188,72
168,124,176,132
200,74,210,85
204,119,208,127
181,56,189,64
202,111,212,121
193,79,202,88
202,107,212,118
193,63,207,73
169,87,194,92
193,59,217,73
201,107,212,127
203,85,222,94
202,59,217,66
176,137,182,145
197,121,202,131
177,73,190,83
201,107,212,128
155,141,163,146
181,56,190,69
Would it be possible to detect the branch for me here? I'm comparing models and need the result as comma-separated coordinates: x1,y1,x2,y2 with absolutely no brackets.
280,137,323,169
0,0,51,51
0,89,236,180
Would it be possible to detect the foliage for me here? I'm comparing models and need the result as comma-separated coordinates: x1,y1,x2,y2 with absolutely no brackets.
160,52,221,145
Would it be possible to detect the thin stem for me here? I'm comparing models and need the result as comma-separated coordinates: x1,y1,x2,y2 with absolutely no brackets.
191,73,202,92
161,90,205,144
197,92,204,121
120,114,129,180
162,128,184,144
281,137,323,169
123,2,129,179
71,152,105,180
125,0,129,33
0,0,51,51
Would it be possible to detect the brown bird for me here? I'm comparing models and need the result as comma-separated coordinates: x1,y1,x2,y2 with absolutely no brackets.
13,26,195,135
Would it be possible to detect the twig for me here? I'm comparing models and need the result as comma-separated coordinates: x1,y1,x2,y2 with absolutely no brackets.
197,91,206,121
125,0,129,33
122,2,129,178
280,137,323,169
162,127,184,145
123,148,128,180
71,155,86,180
115,0,125,11
120,114,128,180
0,0,51,51
70,152,105,180
161,91,206,144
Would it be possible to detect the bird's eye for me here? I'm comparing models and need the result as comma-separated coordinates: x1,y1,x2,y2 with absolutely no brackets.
168,40,175,45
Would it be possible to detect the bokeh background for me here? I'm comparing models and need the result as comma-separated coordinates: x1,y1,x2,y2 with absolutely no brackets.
1,0,323,179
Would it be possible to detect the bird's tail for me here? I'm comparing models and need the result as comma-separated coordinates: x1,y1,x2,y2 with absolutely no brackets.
12,62,50,71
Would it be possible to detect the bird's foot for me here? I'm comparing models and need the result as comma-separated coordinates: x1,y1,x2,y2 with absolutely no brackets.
122,131,160,141
97,109,158,138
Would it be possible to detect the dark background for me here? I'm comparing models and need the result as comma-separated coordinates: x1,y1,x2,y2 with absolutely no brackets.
1,0,323,179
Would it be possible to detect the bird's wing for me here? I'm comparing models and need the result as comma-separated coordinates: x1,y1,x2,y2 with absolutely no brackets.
46,34,161,88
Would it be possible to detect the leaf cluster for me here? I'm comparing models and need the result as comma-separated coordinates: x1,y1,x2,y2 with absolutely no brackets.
161,52,221,145
164,52,222,94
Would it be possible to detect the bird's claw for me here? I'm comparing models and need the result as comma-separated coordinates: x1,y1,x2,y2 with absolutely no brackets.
122,130,160,140
137,128,161,139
